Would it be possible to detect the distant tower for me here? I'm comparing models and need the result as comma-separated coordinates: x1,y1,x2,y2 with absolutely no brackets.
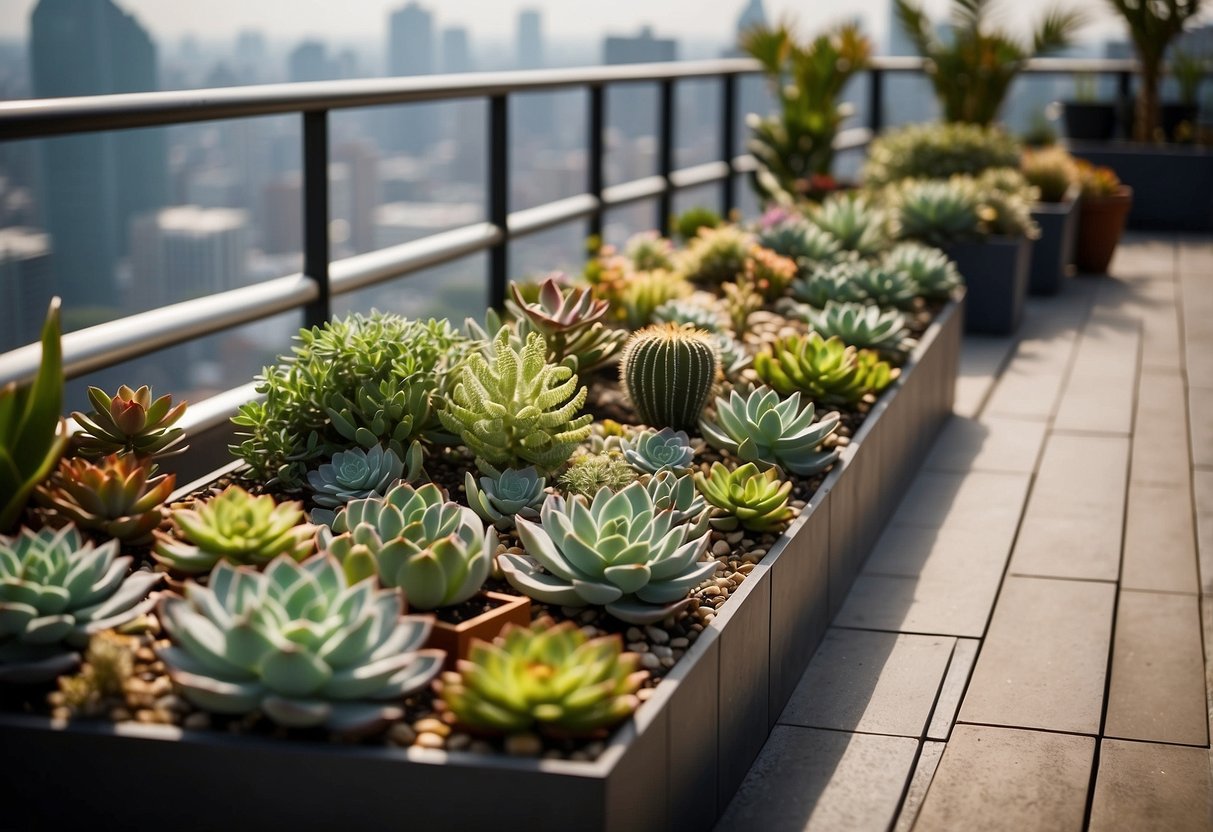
515,9,553,140
442,27,472,74
385,2,436,153
604,28,678,137
30,0,167,311
287,40,333,83
736,0,766,38
517,9,544,69
129,206,250,307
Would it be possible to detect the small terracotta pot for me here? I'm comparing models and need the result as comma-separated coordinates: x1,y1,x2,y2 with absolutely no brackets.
1075,186,1133,275
425,591,531,670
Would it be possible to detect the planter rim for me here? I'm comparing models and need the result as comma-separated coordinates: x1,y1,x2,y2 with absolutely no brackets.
1031,186,1080,214
1069,140,1213,158
1080,184,1134,205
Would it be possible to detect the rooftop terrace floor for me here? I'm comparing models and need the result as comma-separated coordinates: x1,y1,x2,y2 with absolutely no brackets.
715,233,1213,832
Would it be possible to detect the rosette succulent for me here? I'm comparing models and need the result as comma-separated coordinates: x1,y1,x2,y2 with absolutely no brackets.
755,333,896,407
694,462,795,533
156,554,442,732
808,193,888,256
651,297,725,333
790,260,868,308
757,219,843,267
744,246,798,301
318,483,494,611
679,225,753,284
643,471,711,540
502,484,718,624
35,453,175,545
699,387,840,476
508,276,627,372
613,269,692,329
850,263,918,310
154,486,316,575
622,428,695,475
307,443,420,527
712,332,753,379
893,178,983,246
464,467,547,530
72,384,188,460
881,243,962,300
801,301,912,356
436,617,646,737
0,525,162,682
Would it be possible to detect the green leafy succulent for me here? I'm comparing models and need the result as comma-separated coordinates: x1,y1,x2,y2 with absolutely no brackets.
790,260,869,308
439,328,592,475
862,122,1021,187
436,617,646,737
651,297,725,333
672,206,723,242
318,483,494,611
622,428,695,475
35,453,175,545
754,333,897,407
156,554,442,732
757,217,844,268
154,486,316,575
679,225,754,284
623,231,676,271
72,385,187,461
694,462,795,533
808,193,889,256
800,301,912,356
881,243,962,300
307,443,420,527
642,470,711,540
502,484,718,624
721,281,764,336
892,178,984,246
699,387,840,476
849,263,918,310
558,453,637,500
464,466,548,530
0,525,162,682
508,276,628,372
712,332,753,380
607,269,692,330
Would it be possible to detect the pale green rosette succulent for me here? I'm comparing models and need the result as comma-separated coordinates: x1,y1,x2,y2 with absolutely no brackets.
621,427,695,475
699,387,840,477
464,466,547,530
307,443,422,527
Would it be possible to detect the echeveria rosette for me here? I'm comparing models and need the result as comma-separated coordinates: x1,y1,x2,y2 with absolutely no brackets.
0,525,162,682
307,443,420,527
35,453,175,545
799,301,913,358
464,467,547,530
790,260,868,309
508,276,626,372
694,462,795,533
72,384,188,460
501,484,718,625
881,242,961,300
699,387,840,477
318,482,494,611
621,428,695,475
156,554,443,733
754,333,897,408
154,486,316,575
757,217,844,268
436,617,646,738
642,471,711,541
808,193,889,257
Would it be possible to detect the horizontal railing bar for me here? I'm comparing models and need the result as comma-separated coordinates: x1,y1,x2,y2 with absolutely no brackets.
507,193,600,238
330,222,502,295
177,381,261,436
669,160,732,190
602,175,668,207
834,126,873,152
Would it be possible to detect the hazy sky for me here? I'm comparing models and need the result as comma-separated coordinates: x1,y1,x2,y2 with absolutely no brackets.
0,0,1143,48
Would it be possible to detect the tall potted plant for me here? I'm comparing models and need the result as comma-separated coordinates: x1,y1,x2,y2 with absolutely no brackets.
740,20,871,203
894,0,1085,125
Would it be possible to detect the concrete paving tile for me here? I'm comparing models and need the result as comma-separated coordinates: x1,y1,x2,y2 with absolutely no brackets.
926,638,980,741
1181,272,1213,388
1189,386,1213,468
1121,481,1199,594
1089,739,1213,832
890,470,1031,538
892,740,945,832
1196,470,1213,594
1010,433,1130,582
923,415,1048,475
1053,314,1140,435
983,333,1080,420
955,335,1016,418
1105,590,1208,747
959,576,1115,734
834,572,1000,639
714,727,918,832
863,523,1011,581
1111,234,1176,275
1131,370,1193,486
913,724,1094,832
778,628,954,738
1176,236,1213,274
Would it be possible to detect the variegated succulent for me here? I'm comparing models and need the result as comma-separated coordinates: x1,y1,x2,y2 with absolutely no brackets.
464,466,547,530
72,385,188,460
754,333,896,407
307,443,420,527
35,453,175,545
694,462,795,533
699,387,840,476
621,428,695,475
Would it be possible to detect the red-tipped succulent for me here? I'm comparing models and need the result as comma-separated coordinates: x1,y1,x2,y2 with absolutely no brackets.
511,274,610,336
72,385,187,460
35,453,175,544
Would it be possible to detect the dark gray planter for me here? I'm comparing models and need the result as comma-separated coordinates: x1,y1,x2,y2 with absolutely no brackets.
1028,191,1079,296
0,299,963,832
943,237,1031,335
1070,141,1213,231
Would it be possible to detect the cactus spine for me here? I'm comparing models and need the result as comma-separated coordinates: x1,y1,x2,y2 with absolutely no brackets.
620,324,719,430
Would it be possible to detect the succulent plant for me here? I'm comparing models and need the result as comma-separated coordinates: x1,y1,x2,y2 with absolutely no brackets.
0,525,162,682
757,218,843,267
744,246,798,301
652,297,725,333
439,328,592,475
622,428,695,475
619,324,720,431
154,486,316,575
436,617,646,737
694,462,795,533
973,169,1040,239
1021,146,1077,203
1076,159,1121,198
502,484,718,624
464,467,547,530
0,298,69,533
156,554,442,732
623,231,676,271
862,122,1021,187
558,453,638,500
673,206,723,242
711,332,753,380
318,482,494,611
642,470,711,540
307,443,420,527
800,301,912,356
679,225,754,284
507,275,627,372
721,280,764,336
881,243,962,300
892,178,984,246
613,269,692,329
73,385,187,460
699,387,840,476
35,454,175,545
808,193,888,256
849,263,919,310
754,333,897,407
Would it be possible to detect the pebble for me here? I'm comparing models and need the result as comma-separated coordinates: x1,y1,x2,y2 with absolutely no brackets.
711,540,731,557
446,733,471,751
387,724,417,747
505,733,543,757
110,707,132,722
703,586,722,597
415,732,446,749
182,712,210,731
639,653,661,671
626,627,644,642
670,637,689,649
651,645,673,659
636,688,655,702
578,610,598,624
585,742,606,758
414,718,450,738
714,577,731,589
134,709,158,724
470,740,495,755
154,694,187,714
726,531,745,544
149,676,172,697
660,657,676,669
627,642,649,653
644,626,669,644
749,548,766,560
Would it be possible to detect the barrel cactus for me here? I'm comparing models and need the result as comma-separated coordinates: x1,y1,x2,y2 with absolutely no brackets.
436,617,646,738
35,453,175,545
699,387,840,476
307,443,421,527
622,427,695,475
881,243,962,300
72,384,188,460
464,466,547,530
156,554,442,732
755,333,896,407
502,483,718,624
694,462,795,533
620,324,720,430
0,525,162,682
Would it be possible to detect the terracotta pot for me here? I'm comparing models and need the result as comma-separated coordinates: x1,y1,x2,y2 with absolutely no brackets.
425,590,531,669
1075,186,1133,275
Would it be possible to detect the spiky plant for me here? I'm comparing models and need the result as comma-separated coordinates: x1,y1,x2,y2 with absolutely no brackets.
72,385,187,460
679,225,754,285
507,275,627,371
1022,146,1078,203
721,281,764,336
672,206,723,242
754,333,897,407
558,453,637,499
614,269,692,329
307,443,420,527
745,246,798,301
623,231,676,271
699,387,840,476
464,466,547,530
694,462,796,533
881,243,963,300
801,301,913,357
35,454,175,545
439,328,592,475
808,193,889,256
619,324,720,431
892,178,985,246
652,297,726,333
757,218,844,268
862,122,1022,187
621,428,695,475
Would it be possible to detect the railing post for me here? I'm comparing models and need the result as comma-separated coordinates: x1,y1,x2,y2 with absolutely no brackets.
488,94,509,310
1117,70,1133,140
721,73,737,219
302,110,330,329
588,84,605,241
868,68,884,135
657,78,674,237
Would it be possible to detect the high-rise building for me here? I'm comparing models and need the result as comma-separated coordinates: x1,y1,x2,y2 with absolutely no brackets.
604,27,678,138
333,141,381,255
514,9,554,142
130,206,250,307
385,2,436,154
517,9,544,69
288,40,336,83
259,174,302,255
30,0,167,311
442,27,472,74
0,227,54,352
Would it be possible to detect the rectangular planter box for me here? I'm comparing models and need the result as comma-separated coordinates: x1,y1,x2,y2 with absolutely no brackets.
1,298,963,832
944,237,1031,335
1070,141,1213,231
1028,191,1079,296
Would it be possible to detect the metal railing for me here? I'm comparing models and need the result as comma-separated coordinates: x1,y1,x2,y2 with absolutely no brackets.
0,54,1142,434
